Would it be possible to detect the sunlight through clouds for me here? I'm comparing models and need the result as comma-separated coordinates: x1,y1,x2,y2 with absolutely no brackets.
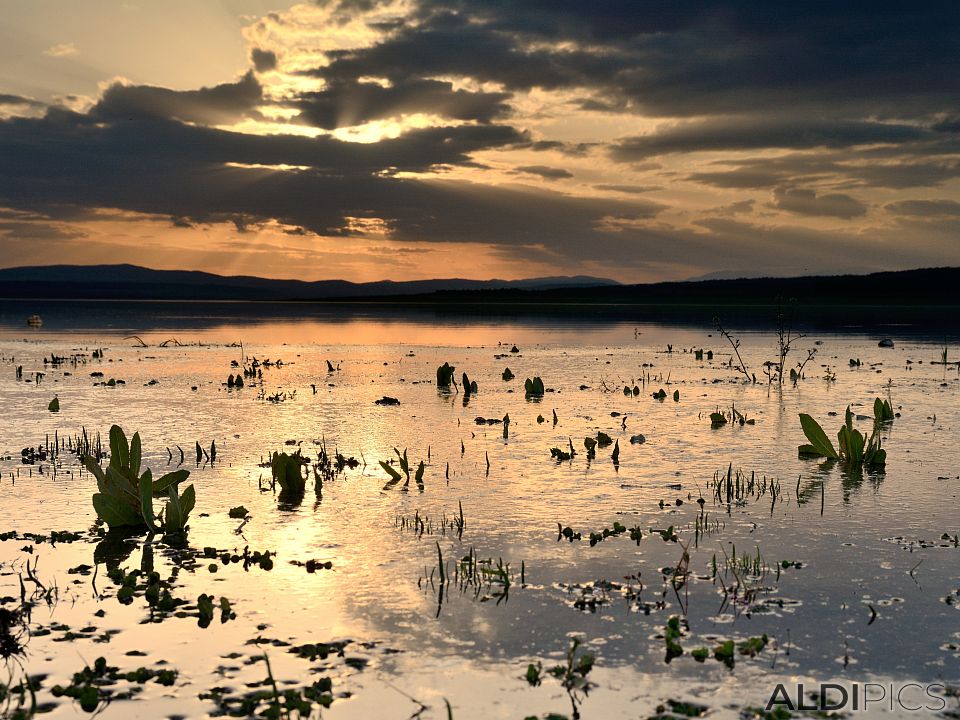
0,1,958,281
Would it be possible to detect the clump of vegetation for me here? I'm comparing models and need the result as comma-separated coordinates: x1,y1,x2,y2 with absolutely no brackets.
524,638,595,719
709,404,753,427
550,439,577,462
874,397,895,423
502,367,515,381
381,447,425,490
271,449,307,495
84,426,195,534
798,399,890,468
197,594,235,628
51,657,178,713
436,362,455,388
524,376,545,398
200,654,335,717
462,372,478,395
583,436,596,459
663,615,685,662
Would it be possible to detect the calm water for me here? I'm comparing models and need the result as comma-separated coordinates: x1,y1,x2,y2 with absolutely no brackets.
1,301,958,719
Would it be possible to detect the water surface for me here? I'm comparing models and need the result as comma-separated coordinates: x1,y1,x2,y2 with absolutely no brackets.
1,301,958,719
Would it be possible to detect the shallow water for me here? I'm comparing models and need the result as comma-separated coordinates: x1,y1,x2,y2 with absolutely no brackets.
1,301,958,719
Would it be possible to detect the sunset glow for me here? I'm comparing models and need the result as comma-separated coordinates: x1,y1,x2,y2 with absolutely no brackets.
1,2,958,282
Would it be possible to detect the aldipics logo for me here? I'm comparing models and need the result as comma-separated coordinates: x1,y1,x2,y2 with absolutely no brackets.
766,683,949,713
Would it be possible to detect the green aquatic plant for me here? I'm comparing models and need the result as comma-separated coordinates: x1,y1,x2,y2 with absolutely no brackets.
663,616,684,662
462,372,478,395
197,594,235,628
524,638,594,719
83,425,194,533
51,657,178,714
713,639,735,668
524,376,545,398
502,367,515,381
873,397,895,423
48,396,59,412
798,403,887,468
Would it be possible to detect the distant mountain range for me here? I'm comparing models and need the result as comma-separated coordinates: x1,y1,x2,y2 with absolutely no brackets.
399,266,959,307
0,264,957,307
0,264,618,300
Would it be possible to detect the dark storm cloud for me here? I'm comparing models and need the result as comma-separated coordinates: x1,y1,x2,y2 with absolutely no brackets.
290,78,511,129
92,71,263,124
0,107,525,180
688,153,960,190
313,1,960,123
770,187,867,219
688,170,785,190
2,0,958,278
310,11,620,94
609,118,931,160
0,106,664,263
251,48,278,73
513,165,573,180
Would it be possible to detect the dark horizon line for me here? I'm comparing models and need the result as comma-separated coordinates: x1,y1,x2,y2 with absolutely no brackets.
0,264,958,307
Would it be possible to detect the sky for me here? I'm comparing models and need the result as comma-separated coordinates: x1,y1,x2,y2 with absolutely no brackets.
0,1,958,283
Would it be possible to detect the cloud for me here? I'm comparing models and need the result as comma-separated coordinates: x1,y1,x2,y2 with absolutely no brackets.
2,1,959,280
290,78,511,129
610,117,930,160
44,42,78,58
688,153,960,190
313,1,960,121
771,187,867,219
0,104,667,266
92,71,263,124
886,199,960,217
513,165,573,180
251,48,278,73
0,94,45,109
594,184,659,194
710,199,755,216
0,107,528,186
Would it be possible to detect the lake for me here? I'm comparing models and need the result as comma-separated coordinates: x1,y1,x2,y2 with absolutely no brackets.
1,300,958,719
